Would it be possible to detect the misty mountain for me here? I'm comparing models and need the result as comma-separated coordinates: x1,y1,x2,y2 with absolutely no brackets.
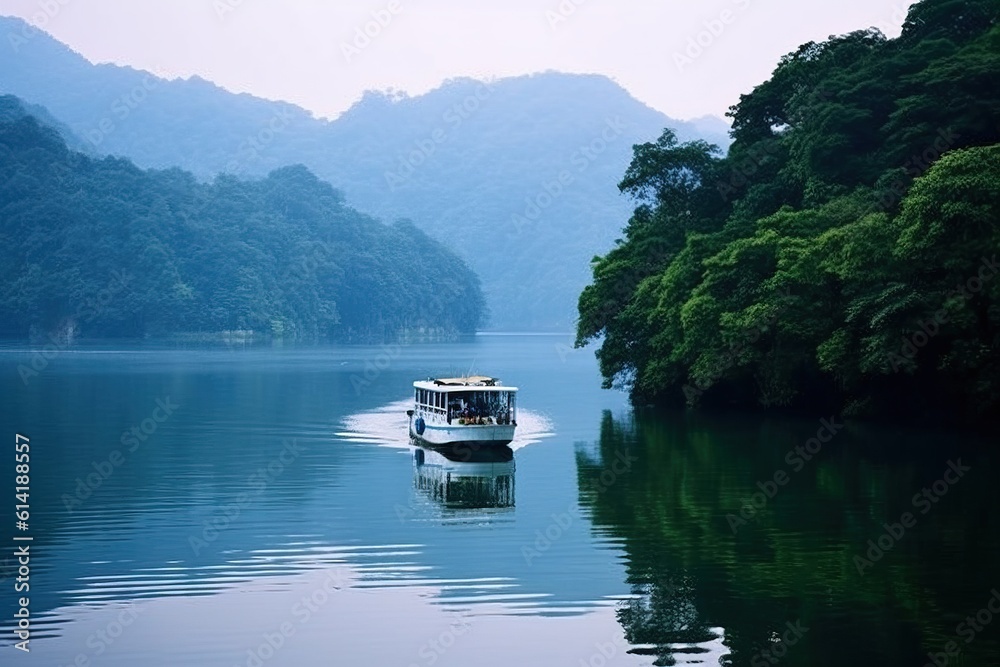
0,15,730,330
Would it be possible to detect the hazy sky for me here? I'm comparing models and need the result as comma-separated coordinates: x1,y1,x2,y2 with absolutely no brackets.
1,0,916,121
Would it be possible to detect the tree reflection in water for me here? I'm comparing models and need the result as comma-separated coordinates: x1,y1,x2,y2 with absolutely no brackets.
575,409,1000,667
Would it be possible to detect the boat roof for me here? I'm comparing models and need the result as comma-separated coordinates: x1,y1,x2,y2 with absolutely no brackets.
414,376,518,391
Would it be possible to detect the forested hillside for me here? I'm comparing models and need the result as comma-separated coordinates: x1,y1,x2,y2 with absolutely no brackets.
0,96,484,341
0,21,729,330
576,0,1000,419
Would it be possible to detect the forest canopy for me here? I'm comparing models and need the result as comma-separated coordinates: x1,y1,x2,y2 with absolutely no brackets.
576,0,1000,419
0,96,485,341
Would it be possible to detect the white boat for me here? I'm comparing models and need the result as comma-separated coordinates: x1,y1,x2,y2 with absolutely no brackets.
407,376,517,447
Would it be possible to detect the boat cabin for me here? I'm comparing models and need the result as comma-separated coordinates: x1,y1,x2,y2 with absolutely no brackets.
413,376,517,426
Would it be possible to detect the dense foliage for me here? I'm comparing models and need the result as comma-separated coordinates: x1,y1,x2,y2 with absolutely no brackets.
577,0,1000,419
0,97,484,340
0,27,729,329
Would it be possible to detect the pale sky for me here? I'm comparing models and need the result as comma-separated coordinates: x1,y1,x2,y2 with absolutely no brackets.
0,0,915,121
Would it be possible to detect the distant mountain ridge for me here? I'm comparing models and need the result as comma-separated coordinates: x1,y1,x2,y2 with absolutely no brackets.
0,15,731,330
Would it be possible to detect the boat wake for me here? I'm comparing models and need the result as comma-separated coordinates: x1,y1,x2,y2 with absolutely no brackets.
336,399,554,451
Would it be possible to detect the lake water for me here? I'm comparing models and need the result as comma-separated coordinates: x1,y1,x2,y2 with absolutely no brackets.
1,334,997,666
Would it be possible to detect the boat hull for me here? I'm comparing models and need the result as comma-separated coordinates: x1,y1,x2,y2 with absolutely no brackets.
409,419,515,448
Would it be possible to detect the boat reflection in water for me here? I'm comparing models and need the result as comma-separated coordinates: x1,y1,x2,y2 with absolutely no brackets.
412,444,515,509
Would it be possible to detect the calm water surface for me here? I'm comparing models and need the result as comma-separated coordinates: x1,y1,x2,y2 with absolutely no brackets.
0,335,996,666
